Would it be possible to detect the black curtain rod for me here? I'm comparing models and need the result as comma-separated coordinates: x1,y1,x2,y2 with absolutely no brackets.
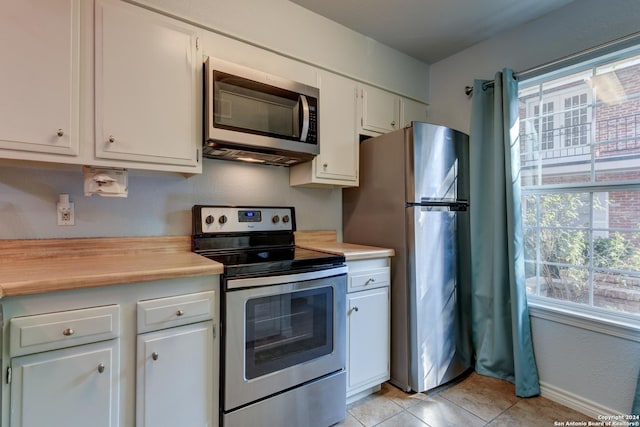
464,30,640,96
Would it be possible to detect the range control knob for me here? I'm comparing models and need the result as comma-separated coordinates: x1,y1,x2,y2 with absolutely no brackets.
218,215,227,224
282,215,290,223
205,215,215,225
272,215,280,224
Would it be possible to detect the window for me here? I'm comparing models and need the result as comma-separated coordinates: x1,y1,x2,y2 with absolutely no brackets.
518,48,640,317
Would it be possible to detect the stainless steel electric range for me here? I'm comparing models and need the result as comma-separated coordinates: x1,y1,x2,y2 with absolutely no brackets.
192,205,347,427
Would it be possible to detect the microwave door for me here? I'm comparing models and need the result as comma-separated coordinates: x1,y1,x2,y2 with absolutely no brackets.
299,95,309,142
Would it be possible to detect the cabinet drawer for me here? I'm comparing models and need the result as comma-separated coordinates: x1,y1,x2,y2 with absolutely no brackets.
348,267,390,292
137,291,215,333
9,305,120,357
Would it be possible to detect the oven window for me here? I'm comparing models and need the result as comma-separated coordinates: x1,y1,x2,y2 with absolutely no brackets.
245,286,333,379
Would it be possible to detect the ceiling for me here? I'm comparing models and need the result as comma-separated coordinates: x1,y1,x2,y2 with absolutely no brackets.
289,0,575,64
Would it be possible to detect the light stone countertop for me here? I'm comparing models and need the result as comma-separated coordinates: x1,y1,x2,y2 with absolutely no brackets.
0,236,223,298
295,230,395,260
0,232,393,298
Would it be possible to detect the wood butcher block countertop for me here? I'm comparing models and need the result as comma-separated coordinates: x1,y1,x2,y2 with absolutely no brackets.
0,236,223,299
295,230,395,260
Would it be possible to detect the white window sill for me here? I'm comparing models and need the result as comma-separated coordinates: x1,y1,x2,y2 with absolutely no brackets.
527,296,640,342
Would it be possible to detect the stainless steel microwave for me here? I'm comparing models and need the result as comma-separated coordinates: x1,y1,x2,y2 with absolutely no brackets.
204,57,319,166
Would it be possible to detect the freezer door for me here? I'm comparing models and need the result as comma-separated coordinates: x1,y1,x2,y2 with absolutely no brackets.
409,122,469,203
406,205,469,392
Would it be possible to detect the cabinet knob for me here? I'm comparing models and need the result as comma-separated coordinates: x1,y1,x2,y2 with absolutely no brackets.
176,309,184,316
391,121,396,128
56,129,64,137
152,352,159,361
62,328,74,336
323,163,328,169
98,363,105,374
352,306,359,312
365,278,376,286
108,135,115,143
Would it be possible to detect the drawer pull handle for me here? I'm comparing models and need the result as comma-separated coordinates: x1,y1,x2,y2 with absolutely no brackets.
98,363,105,374
176,309,184,317
152,352,159,361
365,278,376,286
62,328,74,336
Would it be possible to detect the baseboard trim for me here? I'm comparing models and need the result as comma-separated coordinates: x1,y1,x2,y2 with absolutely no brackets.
540,381,620,419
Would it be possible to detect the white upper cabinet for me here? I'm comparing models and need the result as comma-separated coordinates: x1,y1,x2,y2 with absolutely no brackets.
290,71,358,187
401,97,428,127
0,0,79,158
359,84,428,136
359,84,400,135
94,0,200,171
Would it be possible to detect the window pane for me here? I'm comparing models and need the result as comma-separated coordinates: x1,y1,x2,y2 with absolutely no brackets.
520,70,595,187
538,193,590,228
538,265,590,304
594,268,640,313
592,56,640,183
519,47,640,318
592,189,640,315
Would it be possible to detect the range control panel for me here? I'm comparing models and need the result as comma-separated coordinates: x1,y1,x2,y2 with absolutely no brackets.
193,205,295,234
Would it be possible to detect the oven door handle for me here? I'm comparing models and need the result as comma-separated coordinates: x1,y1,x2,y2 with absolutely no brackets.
226,266,347,290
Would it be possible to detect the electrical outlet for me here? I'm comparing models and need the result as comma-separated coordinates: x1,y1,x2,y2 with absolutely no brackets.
57,194,75,226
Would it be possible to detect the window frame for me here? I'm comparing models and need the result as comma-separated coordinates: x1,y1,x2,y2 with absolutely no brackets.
517,42,640,333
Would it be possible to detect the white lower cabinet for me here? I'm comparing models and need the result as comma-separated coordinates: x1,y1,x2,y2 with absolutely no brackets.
135,290,217,427
136,321,214,427
10,340,119,427
346,258,391,401
8,303,121,427
1,276,220,427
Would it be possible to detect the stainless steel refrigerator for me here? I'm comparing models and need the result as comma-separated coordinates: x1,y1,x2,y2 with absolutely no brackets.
343,122,472,393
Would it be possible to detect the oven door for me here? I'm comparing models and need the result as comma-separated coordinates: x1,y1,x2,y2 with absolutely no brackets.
223,267,346,411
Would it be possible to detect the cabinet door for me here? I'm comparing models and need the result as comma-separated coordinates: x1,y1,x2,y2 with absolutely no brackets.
95,0,199,169
316,72,358,182
0,0,79,157
290,71,358,187
401,97,428,128
360,85,399,134
136,321,215,427
10,340,119,427
347,287,390,394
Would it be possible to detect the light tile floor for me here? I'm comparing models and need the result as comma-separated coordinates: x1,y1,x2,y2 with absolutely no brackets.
339,372,594,427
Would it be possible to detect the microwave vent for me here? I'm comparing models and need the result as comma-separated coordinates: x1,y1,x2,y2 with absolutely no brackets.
203,146,304,166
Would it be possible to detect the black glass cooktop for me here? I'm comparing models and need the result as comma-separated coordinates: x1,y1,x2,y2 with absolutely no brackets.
197,246,345,278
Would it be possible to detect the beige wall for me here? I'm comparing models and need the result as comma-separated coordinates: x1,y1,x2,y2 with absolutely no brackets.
427,0,640,416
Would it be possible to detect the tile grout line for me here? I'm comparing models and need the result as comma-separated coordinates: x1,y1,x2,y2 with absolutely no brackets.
437,393,501,425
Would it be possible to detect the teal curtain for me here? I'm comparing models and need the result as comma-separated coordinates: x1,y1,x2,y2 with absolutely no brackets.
469,68,540,397
633,373,640,415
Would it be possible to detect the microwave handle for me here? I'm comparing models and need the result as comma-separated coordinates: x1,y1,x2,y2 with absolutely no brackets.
299,95,310,142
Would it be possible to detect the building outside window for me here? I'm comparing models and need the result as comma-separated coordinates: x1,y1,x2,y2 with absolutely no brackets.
518,48,640,318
